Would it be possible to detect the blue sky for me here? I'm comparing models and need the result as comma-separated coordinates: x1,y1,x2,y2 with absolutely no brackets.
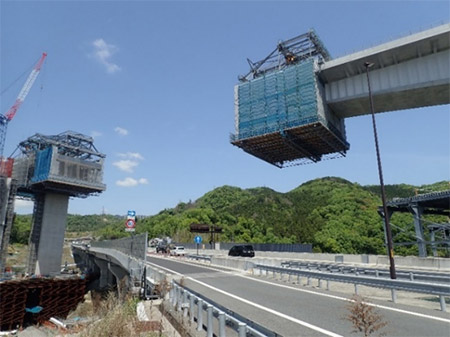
1,1,449,216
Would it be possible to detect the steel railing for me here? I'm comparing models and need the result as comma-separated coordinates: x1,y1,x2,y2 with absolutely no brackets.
170,280,279,337
280,261,450,284
255,264,450,312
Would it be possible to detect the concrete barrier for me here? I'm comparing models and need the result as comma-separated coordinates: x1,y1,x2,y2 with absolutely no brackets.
187,249,450,271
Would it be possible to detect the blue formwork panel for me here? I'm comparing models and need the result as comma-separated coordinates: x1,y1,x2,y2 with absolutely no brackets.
232,58,349,167
235,59,322,140
31,147,52,183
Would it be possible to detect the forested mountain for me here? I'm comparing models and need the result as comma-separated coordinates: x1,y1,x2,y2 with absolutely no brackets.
11,177,448,256
363,181,449,200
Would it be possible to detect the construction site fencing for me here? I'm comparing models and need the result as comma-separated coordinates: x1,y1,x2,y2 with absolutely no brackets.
91,233,148,261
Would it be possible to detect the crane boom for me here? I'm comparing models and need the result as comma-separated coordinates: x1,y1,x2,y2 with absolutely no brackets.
5,52,47,121
0,52,47,162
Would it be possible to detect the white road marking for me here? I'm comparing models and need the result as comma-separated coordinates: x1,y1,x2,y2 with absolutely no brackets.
147,257,450,324
146,260,343,337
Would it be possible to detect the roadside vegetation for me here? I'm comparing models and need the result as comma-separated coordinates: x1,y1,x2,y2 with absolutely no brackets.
345,295,387,337
10,177,449,257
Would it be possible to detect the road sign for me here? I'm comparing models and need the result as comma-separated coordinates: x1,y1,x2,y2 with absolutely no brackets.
125,219,136,232
194,236,202,244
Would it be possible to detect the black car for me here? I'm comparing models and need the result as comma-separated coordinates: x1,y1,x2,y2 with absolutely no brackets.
156,242,168,253
228,245,255,257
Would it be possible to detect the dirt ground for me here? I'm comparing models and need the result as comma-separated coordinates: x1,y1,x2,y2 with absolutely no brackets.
5,242,75,275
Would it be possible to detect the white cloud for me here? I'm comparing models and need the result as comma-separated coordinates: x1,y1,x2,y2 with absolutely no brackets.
138,178,149,184
118,152,144,160
113,160,138,173
92,38,121,74
116,177,149,187
114,127,128,136
116,177,138,187
14,199,33,213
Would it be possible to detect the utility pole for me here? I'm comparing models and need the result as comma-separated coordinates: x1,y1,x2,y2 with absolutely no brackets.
365,61,397,279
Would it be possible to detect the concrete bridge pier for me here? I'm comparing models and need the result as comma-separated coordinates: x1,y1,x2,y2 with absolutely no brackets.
27,193,69,276
108,262,129,298
92,259,116,290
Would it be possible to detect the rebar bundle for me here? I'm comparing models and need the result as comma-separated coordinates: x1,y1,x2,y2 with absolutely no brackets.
0,276,86,331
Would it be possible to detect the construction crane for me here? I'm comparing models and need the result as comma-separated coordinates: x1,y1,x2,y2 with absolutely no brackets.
0,52,47,160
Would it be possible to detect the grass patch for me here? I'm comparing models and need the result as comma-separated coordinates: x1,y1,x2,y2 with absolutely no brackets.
69,292,164,337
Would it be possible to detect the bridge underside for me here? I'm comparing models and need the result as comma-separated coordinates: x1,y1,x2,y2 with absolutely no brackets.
328,81,449,118
231,122,349,167
320,24,450,118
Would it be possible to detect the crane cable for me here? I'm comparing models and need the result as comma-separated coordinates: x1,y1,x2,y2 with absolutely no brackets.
0,55,41,97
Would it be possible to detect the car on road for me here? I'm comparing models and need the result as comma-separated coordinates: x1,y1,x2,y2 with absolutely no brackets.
156,242,168,254
170,246,186,256
228,245,255,257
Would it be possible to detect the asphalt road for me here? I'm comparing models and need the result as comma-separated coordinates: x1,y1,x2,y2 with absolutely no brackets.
147,256,450,337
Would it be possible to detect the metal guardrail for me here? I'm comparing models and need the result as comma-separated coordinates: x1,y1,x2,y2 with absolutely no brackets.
255,264,450,312
185,254,212,262
280,261,450,284
170,280,278,337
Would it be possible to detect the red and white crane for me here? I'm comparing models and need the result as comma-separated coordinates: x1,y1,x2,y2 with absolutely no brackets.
0,52,47,160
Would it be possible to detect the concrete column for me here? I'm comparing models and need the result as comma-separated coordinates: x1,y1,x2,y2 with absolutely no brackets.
29,193,70,275
108,263,129,298
94,259,115,289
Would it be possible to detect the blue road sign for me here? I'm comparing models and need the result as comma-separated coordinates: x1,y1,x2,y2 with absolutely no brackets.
128,210,136,217
194,236,202,244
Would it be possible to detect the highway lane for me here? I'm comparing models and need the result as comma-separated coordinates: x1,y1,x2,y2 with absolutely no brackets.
147,256,450,337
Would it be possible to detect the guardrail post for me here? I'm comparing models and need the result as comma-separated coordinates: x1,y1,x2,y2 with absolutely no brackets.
197,299,203,331
172,285,178,307
297,274,301,284
307,276,311,286
218,311,226,337
439,295,447,312
326,280,330,291
409,272,414,281
391,289,397,303
169,286,174,304
177,288,182,311
288,272,292,283
183,291,188,317
375,270,379,278
318,279,322,288
190,295,195,323
355,272,359,294
207,304,213,337
238,322,246,337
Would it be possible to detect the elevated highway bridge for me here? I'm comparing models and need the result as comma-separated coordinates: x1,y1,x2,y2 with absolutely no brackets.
320,23,449,117
72,240,450,337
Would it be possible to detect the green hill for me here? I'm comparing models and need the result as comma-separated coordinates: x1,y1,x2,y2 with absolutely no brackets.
12,177,449,256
